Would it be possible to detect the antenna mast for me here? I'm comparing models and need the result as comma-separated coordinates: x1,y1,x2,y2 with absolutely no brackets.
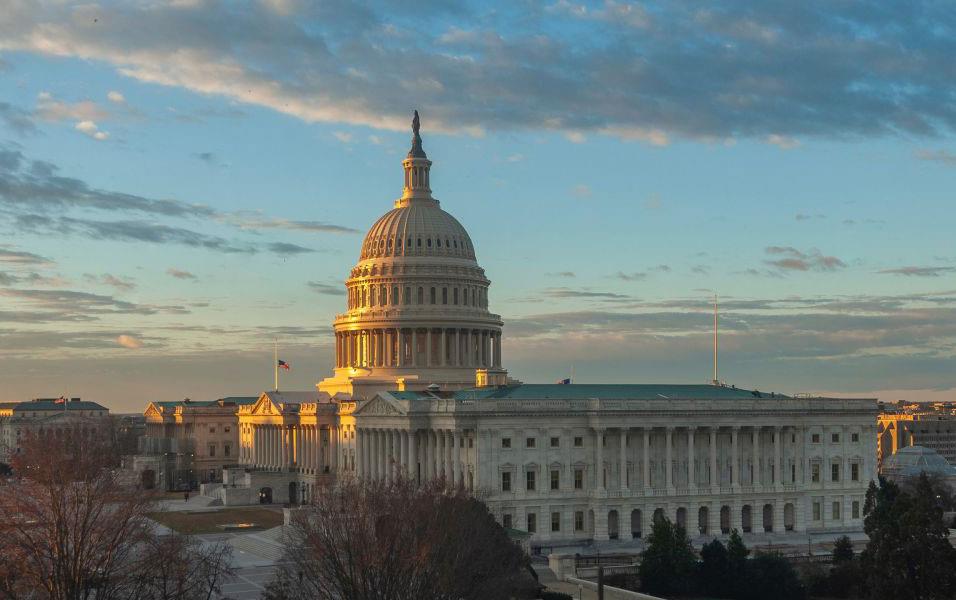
712,293,719,385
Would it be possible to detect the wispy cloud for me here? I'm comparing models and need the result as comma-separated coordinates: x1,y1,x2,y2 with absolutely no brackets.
764,246,846,272
166,268,197,280
308,281,346,296
0,248,52,266
879,266,956,277
915,149,956,167
546,271,576,278
116,334,143,349
227,216,360,234
83,273,136,291
615,271,647,281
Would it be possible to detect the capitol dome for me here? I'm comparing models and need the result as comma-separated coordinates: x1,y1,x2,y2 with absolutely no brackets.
318,111,505,398
882,445,956,479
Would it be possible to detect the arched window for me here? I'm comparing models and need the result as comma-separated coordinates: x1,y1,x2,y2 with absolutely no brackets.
417,238,422,247
436,238,441,247
442,288,448,304
417,287,424,304
453,240,458,248
380,285,387,306
408,237,412,247
370,287,376,306
361,288,367,307
392,286,399,305
427,238,432,248
453,287,459,305
430,287,436,304
387,239,392,250
404,287,411,305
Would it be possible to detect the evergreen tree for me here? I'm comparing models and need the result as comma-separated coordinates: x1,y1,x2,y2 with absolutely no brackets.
697,538,731,598
741,552,805,600
726,529,750,598
638,514,697,596
860,474,956,600
832,535,854,563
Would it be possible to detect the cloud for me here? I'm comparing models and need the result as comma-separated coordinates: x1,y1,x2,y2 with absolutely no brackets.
74,120,109,140
227,216,360,234
35,92,109,122
0,288,185,317
643,194,662,210
0,102,37,135
83,273,136,291
764,246,846,272
332,131,353,143
106,90,125,104
307,281,346,296
5,3,955,142
766,134,799,149
0,248,52,266
116,334,143,349
571,184,592,198
506,153,524,162
546,271,576,278
195,151,216,164
541,287,633,301
915,149,956,166
795,213,825,221
166,268,197,280
267,242,315,255
614,271,647,281
879,266,956,277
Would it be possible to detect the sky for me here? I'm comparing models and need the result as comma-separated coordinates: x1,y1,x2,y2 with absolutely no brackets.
1,0,955,413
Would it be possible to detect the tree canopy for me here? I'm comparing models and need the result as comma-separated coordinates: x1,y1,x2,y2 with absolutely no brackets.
637,513,697,596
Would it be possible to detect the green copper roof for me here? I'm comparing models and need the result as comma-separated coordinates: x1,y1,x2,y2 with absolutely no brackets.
14,400,107,411
391,384,786,401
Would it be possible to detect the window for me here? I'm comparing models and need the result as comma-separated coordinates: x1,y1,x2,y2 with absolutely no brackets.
812,433,821,443
501,472,511,492
832,433,840,443
574,511,584,531
502,437,511,448
209,427,216,434
851,433,859,442
417,287,424,304
551,512,561,532
811,463,820,483
503,514,512,529
791,464,796,482
526,437,536,448
574,469,584,490
573,436,583,448
224,444,231,457
527,513,537,533
224,426,230,433
831,464,840,482
813,501,821,521
442,288,448,304
832,501,841,520
454,288,459,304
526,471,536,491
550,470,560,490
208,444,216,457
404,287,411,304
550,437,560,448
851,463,860,481
392,286,398,305
852,501,860,519
430,287,436,304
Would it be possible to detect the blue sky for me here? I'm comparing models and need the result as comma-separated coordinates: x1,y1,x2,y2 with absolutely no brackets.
1,0,955,412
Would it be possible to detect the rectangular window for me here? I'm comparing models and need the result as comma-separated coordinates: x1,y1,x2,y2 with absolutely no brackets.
442,288,448,304
832,502,841,520
832,433,840,443
208,444,216,457
526,437,536,448
852,501,860,519
851,463,860,481
791,464,796,482
813,501,821,521
430,287,436,304
224,426,230,433
550,437,560,448
550,470,560,490
832,464,840,482
574,469,584,490
453,288,459,304
574,511,584,531
503,514,512,529
224,444,231,457
502,437,511,448
526,471,536,491
501,472,511,492
527,513,537,533
852,432,859,442
551,512,561,532
812,433,821,443
209,427,216,434
811,463,820,483
573,436,583,448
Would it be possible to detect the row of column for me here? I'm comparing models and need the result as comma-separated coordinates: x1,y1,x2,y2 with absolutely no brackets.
593,425,793,494
335,327,502,370
355,428,473,488
246,424,340,473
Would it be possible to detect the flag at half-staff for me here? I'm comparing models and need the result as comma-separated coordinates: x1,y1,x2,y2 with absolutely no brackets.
277,359,291,370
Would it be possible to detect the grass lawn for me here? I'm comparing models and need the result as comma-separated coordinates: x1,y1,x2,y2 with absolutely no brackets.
148,507,284,534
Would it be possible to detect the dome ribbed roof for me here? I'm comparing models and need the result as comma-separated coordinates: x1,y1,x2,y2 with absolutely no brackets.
359,202,476,261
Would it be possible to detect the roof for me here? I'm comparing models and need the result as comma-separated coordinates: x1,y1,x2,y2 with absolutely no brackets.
152,396,258,410
13,400,107,411
883,445,956,477
391,383,789,401
263,391,328,405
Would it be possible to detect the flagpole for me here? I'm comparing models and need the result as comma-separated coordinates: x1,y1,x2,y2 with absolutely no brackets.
274,338,279,392
712,293,719,385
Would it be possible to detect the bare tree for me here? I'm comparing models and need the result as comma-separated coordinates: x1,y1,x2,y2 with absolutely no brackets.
0,426,232,600
264,476,535,600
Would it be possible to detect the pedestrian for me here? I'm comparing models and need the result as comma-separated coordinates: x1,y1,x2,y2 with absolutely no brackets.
184,490,190,503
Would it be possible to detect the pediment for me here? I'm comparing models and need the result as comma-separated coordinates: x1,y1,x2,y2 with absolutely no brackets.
249,394,280,416
353,395,405,417
144,404,163,419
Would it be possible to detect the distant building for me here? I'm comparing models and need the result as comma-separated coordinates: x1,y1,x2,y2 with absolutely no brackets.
881,445,956,489
0,398,110,463
131,396,256,490
878,411,956,469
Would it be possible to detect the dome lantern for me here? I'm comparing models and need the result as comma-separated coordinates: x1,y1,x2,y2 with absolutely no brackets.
399,110,435,206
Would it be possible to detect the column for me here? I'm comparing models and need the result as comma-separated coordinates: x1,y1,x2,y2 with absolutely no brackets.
412,330,419,367
360,429,369,476
643,428,651,490
409,430,418,483
753,426,761,489
453,330,460,366
396,330,404,367
424,430,432,479
710,427,718,491
595,428,605,492
453,429,461,485
665,427,674,493
688,426,696,492
620,428,629,491
426,329,432,367
774,426,783,491
731,427,740,490
399,430,408,474
495,332,502,368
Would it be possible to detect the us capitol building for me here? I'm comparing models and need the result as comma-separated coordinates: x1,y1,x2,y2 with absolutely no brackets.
214,114,878,548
